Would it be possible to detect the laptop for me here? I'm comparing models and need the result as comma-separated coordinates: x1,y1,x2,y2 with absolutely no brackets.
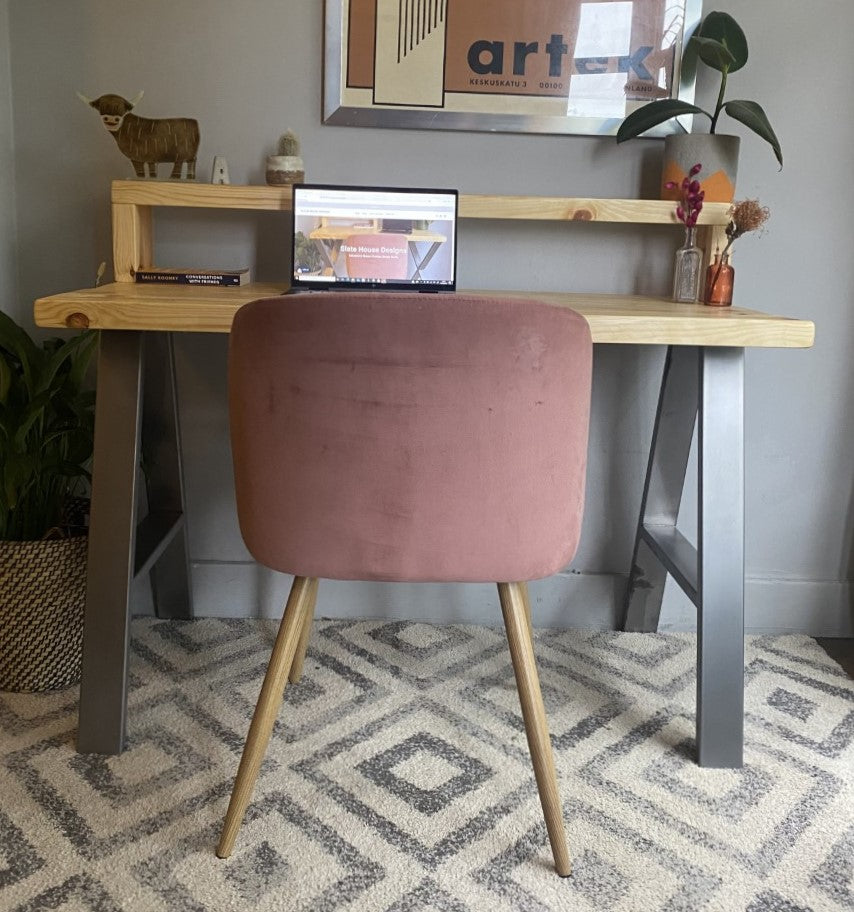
290,183,458,292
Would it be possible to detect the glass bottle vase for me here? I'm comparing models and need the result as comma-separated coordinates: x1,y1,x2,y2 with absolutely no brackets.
672,226,702,303
704,253,734,306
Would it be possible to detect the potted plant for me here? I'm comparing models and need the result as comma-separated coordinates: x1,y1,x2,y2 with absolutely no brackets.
616,10,782,202
0,311,97,691
265,130,305,186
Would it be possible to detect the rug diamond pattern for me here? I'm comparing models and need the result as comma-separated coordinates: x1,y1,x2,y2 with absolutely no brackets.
0,618,852,912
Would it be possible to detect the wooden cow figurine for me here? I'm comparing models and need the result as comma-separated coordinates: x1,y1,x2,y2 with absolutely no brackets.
78,91,200,180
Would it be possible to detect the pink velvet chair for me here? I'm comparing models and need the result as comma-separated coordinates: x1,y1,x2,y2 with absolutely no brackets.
217,292,593,876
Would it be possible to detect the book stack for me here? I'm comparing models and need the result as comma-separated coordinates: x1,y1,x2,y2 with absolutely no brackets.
134,267,251,286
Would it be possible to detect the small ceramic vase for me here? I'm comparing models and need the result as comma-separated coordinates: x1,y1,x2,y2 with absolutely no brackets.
265,154,304,185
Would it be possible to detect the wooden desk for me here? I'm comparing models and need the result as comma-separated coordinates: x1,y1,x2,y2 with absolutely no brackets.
34,182,814,769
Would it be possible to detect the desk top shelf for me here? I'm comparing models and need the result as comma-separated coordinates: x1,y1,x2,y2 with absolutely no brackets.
109,180,733,286
33,181,814,349
111,179,732,224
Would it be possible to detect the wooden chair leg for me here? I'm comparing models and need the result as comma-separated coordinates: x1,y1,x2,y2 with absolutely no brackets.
498,581,571,877
288,577,318,684
216,575,317,859
519,580,534,644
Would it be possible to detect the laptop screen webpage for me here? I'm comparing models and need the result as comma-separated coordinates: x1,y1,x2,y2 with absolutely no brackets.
291,184,458,291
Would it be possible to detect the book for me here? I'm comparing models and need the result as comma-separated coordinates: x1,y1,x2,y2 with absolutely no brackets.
134,267,251,286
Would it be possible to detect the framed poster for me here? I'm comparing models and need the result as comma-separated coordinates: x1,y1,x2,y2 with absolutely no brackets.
324,0,702,136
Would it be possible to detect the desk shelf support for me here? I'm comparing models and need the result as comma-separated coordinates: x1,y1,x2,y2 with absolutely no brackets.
112,202,153,282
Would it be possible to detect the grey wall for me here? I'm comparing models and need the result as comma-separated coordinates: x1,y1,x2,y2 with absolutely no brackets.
7,1,853,634
0,0,19,319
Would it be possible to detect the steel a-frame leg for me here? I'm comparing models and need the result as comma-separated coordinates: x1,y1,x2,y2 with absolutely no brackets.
624,345,744,768
77,331,192,754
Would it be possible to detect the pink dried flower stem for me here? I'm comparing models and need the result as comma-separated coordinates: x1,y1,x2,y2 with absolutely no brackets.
666,162,705,229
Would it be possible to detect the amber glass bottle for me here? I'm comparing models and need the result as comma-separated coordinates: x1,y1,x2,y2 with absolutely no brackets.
704,252,734,306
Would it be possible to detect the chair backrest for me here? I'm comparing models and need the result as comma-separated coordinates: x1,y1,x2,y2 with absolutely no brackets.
228,293,592,583
344,233,410,280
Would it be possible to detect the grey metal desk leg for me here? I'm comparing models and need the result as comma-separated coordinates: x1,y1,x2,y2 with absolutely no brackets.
140,333,192,619
697,347,744,768
623,346,699,631
623,345,745,768
78,331,143,754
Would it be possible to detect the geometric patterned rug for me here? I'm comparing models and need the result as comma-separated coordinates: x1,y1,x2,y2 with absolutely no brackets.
1,618,853,912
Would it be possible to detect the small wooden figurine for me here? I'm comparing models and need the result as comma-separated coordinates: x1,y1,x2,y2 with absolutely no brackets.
77,90,200,180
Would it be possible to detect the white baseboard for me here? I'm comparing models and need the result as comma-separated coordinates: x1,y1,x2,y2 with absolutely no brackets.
184,562,623,629
134,562,854,637
659,575,853,636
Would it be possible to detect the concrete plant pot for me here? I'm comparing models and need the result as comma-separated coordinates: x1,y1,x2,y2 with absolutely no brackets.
661,134,740,203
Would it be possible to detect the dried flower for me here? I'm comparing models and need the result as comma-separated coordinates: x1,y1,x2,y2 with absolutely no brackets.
724,199,770,250
708,199,771,302
666,163,705,229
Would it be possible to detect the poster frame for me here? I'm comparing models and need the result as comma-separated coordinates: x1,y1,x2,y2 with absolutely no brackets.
323,0,704,137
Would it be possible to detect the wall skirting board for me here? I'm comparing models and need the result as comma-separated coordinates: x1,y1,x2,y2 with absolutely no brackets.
136,563,853,638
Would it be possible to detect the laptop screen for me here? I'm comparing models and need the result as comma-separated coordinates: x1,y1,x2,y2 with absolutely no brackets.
291,184,458,292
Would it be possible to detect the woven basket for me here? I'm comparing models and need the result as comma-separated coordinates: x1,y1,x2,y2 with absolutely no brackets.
0,534,88,692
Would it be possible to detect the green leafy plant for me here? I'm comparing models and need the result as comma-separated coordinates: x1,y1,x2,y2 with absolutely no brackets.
0,311,97,541
277,130,301,157
616,11,782,168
